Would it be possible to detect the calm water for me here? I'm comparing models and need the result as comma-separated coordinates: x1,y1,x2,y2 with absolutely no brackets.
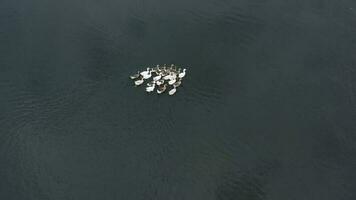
1,0,356,199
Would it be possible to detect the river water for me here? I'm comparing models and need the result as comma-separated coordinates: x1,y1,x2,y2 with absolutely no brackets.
1,0,356,199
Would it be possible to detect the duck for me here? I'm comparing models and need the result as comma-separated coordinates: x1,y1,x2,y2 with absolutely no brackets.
172,72,178,79
134,78,144,86
146,81,155,87
168,78,176,85
163,74,172,80
156,79,164,85
163,72,177,80
157,84,167,94
168,87,177,95
130,71,140,80
152,65,160,74
178,68,186,78
140,68,152,79
153,74,162,81
146,84,155,92
173,80,181,87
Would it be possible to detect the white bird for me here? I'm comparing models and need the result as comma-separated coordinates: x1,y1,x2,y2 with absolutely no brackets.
156,79,164,86
153,75,161,81
178,68,186,78
168,78,176,85
172,72,177,79
134,78,144,86
173,80,181,87
163,74,172,80
140,68,152,79
163,72,177,80
157,84,167,94
146,84,155,92
153,65,162,74
168,87,177,95
146,81,155,87
130,71,140,80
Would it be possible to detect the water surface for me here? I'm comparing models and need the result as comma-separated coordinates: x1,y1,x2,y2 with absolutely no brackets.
1,0,356,199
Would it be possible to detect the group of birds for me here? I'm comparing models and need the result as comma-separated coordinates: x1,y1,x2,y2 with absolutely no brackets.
130,64,187,95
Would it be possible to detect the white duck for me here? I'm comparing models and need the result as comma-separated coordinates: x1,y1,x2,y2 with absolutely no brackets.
146,84,155,92
140,68,152,79
163,72,177,80
130,71,140,80
146,81,155,86
163,74,172,80
178,68,186,78
168,78,176,85
153,74,162,81
173,80,181,87
157,84,167,94
134,78,144,86
168,87,177,95
156,79,164,86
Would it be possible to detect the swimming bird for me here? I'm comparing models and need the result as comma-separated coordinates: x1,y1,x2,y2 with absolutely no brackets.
168,78,176,85
146,81,155,87
146,84,155,92
157,84,167,94
153,65,160,72
178,68,186,78
134,78,144,86
156,79,164,86
163,72,177,80
168,87,177,95
173,80,181,87
153,75,162,81
130,71,140,80
140,68,152,79
163,74,172,80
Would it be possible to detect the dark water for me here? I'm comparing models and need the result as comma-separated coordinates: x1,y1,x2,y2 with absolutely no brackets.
1,0,356,199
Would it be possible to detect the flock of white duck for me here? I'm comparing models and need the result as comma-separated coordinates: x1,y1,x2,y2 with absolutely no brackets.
130,64,187,95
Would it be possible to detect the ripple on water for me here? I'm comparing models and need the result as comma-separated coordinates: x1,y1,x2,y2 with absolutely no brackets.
0,78,98,152
180,64,236,112
176,6,263,110
183,4,264,44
